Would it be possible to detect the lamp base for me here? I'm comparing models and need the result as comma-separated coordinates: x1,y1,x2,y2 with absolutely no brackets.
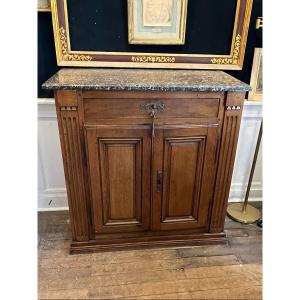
227,203,261,224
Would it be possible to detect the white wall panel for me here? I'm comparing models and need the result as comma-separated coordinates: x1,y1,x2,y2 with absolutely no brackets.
229,102,263,202
38,99,68,210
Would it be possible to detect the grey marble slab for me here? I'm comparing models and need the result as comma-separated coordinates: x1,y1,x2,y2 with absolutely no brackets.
42,68,251,92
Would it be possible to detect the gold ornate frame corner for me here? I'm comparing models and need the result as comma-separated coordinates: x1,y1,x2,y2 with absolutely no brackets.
248,48,263,101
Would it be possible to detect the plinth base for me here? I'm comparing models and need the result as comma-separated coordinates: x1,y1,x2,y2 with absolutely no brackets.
69,232,227,254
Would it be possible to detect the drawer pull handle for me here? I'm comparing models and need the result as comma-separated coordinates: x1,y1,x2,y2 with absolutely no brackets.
151,114,155,138
141,102,165,111
150,109,156,138
141,103,164,138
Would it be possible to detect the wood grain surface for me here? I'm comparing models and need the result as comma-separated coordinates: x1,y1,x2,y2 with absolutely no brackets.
38,202,262,300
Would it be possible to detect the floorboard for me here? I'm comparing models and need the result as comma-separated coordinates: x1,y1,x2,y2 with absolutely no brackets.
38,202,262,300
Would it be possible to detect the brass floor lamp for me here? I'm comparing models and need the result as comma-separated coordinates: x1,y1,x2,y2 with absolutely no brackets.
227,121,262,224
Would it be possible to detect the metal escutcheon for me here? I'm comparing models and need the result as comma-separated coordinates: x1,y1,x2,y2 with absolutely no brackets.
141,102,165,111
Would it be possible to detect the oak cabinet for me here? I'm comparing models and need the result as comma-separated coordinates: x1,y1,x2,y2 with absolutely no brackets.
43,68,250,253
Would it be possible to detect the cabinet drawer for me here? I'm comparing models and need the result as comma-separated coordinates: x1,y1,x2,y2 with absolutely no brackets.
83,91,222,121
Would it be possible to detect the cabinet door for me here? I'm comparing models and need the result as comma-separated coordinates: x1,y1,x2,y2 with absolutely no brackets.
85,126,151,234
152,126,218,231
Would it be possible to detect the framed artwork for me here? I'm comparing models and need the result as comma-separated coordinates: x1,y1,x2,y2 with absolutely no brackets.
248,48,263,101
50,0,253,69
128,0,188,45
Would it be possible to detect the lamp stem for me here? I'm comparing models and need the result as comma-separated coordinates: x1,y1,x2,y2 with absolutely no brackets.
242,121,263,212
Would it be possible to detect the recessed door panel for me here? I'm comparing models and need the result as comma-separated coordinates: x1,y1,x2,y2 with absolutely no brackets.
152,126,218,231
85,126,151,234
99,140,141,225
106,145,135,220
162,137,206,223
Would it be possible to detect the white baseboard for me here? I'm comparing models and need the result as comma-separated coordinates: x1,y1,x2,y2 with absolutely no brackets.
37,183,262,212
38,188,68,211
229,181,262,202
229,196,263,203
38,206,69,212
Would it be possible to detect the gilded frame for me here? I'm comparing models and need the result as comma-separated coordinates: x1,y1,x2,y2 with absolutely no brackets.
38,0,51,12
51,0,253,70
127,0,188,45
248,48,263,101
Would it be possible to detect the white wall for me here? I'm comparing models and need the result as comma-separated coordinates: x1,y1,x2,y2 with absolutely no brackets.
38,99,67,211
38,99,262,211
229,102,262,202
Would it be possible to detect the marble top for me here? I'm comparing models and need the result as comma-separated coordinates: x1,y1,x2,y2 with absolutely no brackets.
42,68,251,92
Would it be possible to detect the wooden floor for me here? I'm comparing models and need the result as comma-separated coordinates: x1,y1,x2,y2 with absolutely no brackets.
38,203,262,300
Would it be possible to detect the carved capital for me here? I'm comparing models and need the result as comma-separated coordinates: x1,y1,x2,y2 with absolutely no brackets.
60,106,77,111
225,105,241,111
